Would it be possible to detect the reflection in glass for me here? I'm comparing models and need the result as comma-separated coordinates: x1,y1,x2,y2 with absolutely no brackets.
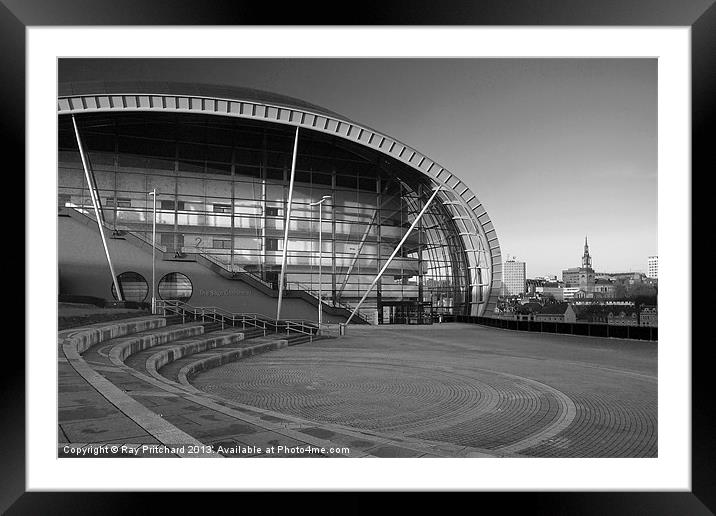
158,272,193,302
111,271,149,302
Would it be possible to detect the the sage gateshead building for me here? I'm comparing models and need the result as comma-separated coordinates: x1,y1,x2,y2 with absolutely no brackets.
57,81,502,324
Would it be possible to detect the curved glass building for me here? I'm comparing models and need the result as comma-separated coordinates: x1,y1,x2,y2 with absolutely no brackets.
58,81,502,323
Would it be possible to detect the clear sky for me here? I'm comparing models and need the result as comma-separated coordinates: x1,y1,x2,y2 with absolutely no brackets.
59,58,657,277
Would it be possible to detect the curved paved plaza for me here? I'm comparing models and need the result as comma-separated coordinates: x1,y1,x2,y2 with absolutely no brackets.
193,323,657,458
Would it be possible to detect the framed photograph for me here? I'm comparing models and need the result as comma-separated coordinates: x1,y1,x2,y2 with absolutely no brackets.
6,0,712,513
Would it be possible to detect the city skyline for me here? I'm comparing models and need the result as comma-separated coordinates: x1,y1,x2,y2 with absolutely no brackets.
503,240,656,279
59,58,657,277
502,245,655,281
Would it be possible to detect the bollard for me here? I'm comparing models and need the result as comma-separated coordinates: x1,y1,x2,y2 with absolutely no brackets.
339,323,346,336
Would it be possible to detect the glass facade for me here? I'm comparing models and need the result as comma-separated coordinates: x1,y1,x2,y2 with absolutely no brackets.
158,272,193,302
110,271,149,302
59,112,486,318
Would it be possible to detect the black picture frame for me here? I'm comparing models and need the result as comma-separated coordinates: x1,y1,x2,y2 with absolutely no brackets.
5,1,712,513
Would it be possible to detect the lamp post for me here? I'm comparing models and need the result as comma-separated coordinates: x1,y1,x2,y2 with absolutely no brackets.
310,195,331,327
149,189,157,313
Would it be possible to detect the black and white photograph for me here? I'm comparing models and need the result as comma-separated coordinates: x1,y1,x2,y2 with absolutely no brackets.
7,11,706,508
56,57,659,460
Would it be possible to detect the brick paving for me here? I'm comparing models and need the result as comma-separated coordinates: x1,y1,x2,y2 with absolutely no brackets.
193,324,657,457
60,318,512,458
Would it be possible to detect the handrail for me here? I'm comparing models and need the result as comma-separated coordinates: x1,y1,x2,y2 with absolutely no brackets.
68,204,367,324
189,256,368,323
286,281,371,323
128,225,168,252
70,203,276,290
155,299,320,339
195,250,275,290
66,204,168,253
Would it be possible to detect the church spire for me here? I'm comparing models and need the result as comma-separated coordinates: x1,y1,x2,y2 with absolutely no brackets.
582,235,592,269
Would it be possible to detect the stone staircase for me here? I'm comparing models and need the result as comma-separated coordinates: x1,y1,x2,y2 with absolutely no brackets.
58,313,328,457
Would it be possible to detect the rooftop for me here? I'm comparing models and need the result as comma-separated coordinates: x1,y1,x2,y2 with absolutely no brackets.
538,303,572,315
58,80,347,121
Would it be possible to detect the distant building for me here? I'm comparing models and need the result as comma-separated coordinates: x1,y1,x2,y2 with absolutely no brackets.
521,302,543,314
607,309,638,326
573,304,610,324
534,275,557,282
562,287,583,301
593,278,616,298
503,259,526,296
640,306,658,327
535,303,577,323
599,272,646,284
648,256,658,279
525,278,546,296
574,301,637,323
571,299,634,307
562,268,581,287
562,236,596,294
541,282,564,301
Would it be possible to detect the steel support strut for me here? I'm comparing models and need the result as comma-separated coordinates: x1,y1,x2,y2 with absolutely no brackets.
337,209,378,299
276,127,299,320
346,186,441,325
72,115,123,301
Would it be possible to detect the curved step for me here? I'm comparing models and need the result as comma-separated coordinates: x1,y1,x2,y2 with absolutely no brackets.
121,326,255,372
170,332,330,388
143,329,253,384
60,319,221,457
154,330,269,384
106,324,208,367
80,323,206,366
58,316,166,354
176,337,290,389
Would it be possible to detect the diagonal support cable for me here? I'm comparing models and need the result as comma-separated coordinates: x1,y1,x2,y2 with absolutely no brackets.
346,186,441,325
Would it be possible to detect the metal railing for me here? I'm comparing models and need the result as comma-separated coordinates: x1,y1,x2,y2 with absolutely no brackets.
155,299,320,341
67,204,369,324
287,281,332,305
195,251,276,290
287,281,372,324
130,227,168,252
65,204,169,253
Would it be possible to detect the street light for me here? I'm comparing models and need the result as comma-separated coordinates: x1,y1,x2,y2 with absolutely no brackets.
148,189,157,313
309,195,331,327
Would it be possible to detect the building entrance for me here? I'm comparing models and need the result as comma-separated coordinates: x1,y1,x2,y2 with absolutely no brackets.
379,301,433,325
